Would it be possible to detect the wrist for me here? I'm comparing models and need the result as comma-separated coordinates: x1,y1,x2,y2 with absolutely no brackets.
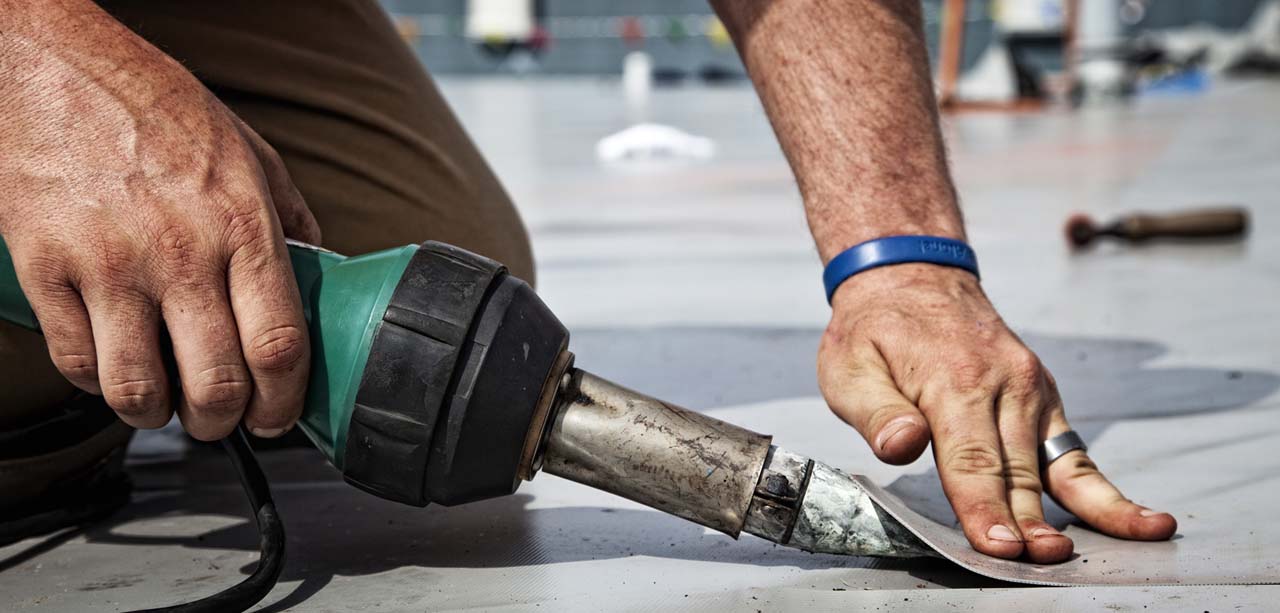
822,224,966,263
808,187,966,263
830,262,982,311
822,235,978,304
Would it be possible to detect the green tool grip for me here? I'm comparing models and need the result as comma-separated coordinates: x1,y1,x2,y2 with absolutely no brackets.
0,239,39,331
0,236,418,468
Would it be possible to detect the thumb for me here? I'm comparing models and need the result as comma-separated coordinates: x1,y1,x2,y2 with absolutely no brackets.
820,341,931,465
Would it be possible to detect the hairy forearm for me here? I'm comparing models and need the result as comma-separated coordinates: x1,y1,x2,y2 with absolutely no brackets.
712,0,965,262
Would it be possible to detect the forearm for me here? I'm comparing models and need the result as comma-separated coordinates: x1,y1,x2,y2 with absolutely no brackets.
1,0,189,113
711,0,965,262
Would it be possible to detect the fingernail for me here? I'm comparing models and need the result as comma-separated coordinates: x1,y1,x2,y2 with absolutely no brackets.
875,418,916,451
250,427,288,438
1139,508,1163,517
1030,527,1060,539
986,525,1021,542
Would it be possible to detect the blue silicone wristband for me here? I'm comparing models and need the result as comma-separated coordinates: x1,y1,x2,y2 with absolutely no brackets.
823,235,979,303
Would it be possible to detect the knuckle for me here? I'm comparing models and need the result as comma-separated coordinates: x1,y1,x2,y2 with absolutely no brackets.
868,401,912,428
956,499,1008,523
1005,348,1045,388
152,222,198,268
302,216,322,244
256,138,286,168
89,239,141,281
222,206,270,251
279,204,321,245
17,251,72,286
148,225,226,287
52,353,98,381
1041,367,1063,397
1048,453,1110,499
945,352,991,391
1001,390,1043,420
1014,513,1048,526
103,374,167,418
1003,458,1043,494
942,440,1004,476
1061,453,1102,481
186,365,252,418
246,324,307,375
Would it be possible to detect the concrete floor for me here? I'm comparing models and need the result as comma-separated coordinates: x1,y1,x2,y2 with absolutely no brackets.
3,77,1279,610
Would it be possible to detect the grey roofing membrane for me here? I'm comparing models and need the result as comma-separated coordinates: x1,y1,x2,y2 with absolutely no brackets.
3,79,1279,610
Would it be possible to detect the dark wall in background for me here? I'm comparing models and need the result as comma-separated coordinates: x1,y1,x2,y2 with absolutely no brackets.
1129,0,1264,30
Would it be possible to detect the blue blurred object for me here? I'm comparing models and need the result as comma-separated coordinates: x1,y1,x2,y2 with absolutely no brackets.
1141,68,1211,96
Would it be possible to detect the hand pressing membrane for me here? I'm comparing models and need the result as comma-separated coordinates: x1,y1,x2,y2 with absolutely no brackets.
0,6,321,441
817,263,1177,563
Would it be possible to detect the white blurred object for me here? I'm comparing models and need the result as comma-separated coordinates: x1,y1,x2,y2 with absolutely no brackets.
1077,58,1130,97
955,40,1018,102
622,51,653,123
1076,0,1130,97
1079,0,1124,48
1118,0,1147,26
957,0,1067,103
466,0,534,40
1255,0,1280,58
994,0,1066,32
596,123,715,162
1146,0,1280,73
601,51,716,163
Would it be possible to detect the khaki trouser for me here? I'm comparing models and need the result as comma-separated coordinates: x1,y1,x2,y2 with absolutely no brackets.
0,0,531,495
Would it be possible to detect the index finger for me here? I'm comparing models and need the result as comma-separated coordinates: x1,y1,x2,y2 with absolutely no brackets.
226,215,310,438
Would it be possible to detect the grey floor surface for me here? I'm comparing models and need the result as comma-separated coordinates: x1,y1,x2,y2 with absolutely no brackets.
3,78,1279,611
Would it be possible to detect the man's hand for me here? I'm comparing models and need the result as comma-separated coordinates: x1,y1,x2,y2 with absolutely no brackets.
0,0,320,440
819,264,1178,562
711,0,1179,561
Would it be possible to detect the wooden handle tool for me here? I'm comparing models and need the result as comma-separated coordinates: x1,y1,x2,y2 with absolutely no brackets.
1065,206,1249,248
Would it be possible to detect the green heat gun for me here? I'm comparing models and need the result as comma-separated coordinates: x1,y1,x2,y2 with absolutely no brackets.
0,238,930,611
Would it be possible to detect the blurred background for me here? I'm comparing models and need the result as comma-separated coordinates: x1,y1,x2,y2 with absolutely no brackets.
360,0,1279,334
11,4,1277,609
382,0,1278,93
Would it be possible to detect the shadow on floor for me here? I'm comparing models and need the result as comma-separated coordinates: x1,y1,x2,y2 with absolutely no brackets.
575,326,1280,528
64,448,1012,609
10,327,1270,608
570,327,1280,425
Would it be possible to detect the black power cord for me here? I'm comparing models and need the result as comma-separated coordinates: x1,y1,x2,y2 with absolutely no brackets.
132,426,285,613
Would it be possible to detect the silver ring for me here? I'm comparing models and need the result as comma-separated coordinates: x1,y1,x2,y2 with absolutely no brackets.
1041,430,1087,467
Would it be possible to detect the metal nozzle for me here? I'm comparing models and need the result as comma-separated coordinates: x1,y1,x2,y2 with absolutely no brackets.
747,448,933,558
540,369,771,535
538,369,934,558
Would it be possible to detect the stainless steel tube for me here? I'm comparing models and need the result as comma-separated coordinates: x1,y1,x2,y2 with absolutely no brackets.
539,368,933,558
541,369,772,536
